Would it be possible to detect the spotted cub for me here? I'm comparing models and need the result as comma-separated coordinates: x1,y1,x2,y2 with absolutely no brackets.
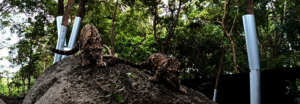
49,24,106,67
107,53,187,94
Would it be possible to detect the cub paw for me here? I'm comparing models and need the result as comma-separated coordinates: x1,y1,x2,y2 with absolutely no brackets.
149,77,159,82
82,60,90,66
179,87,187,94
97,62,106,67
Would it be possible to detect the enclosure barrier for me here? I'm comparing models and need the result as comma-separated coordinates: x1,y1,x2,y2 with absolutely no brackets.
62,17,82,59
53,16,65,64
243,14,261,104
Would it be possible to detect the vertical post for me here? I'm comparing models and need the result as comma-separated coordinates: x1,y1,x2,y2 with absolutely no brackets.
213,89,217,101
53,0,74,63
62,17,82,59
62,0,87,59
54,0,64,64
54,25,68,63
68,17,82,49
243,15,261,104
53,16,63,64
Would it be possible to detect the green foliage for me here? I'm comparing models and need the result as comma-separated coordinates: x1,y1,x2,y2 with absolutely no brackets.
1,0,300,98
105,94,125,103
114,94,125,102
104,83,120,87
286,79,300,104
126,73,137,78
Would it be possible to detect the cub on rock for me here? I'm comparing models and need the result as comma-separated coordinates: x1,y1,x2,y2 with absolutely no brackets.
49,24,106,67
107,53,187,94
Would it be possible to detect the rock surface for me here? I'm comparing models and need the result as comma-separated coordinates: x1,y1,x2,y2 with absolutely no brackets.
23,56,216,104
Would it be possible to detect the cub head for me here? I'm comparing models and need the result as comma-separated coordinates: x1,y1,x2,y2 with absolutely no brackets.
166,58,185,82
89,39,105,59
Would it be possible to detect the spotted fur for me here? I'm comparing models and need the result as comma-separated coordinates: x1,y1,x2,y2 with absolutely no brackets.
107,53,187,94
49,24,107,67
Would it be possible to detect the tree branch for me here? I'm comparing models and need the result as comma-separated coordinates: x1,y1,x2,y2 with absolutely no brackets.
62,0,74,26
163,0,182,54
110,0,119,56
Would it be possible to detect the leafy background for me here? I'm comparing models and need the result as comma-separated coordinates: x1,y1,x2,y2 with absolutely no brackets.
0,0,299,102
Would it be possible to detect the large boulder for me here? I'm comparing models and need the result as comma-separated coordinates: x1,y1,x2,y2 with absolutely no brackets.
23,56,216,104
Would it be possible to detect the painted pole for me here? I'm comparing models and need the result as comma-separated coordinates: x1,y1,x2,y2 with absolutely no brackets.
242,14,261,104
53,25,68,63
213,89,217,101
53,0,74,63
62,17,82,59
53,16,63,64
68,17,82,49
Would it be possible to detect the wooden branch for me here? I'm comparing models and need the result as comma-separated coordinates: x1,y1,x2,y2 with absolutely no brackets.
110,0,119,56
58,0,64,16
277,1,287,53
295,14,300,21
152,4,162,53
270,1,278,57
215,36,226,89
228,6,239,37
221,0,230,36
163,0,182,54
245,0,254,14
255,27,269,69
76,0,88,19
62,0,74,26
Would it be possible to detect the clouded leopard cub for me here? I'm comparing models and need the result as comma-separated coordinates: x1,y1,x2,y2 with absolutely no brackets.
107,53,187,94
49,24,106,67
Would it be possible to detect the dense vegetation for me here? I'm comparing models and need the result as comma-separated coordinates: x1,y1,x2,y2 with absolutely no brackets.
0,0,299,101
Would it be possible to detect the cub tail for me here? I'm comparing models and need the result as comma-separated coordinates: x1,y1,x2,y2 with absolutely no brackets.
49,43,80,55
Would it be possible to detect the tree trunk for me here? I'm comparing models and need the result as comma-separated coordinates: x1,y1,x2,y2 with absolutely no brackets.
76,0,88,19
221,0,238,73
229,36,238,73
245,0,254,14
58,0,64,16
110,0,119,56
273,15,277,57
215,36,226,89
27,76,31,92
163,0,182,54
276,0,287,57
21,78,25,97
62,0,74,26
152,4,162,53
257,27,269,69
27,38,38,92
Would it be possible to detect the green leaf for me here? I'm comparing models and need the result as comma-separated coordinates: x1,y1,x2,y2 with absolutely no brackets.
104,83,119,87
105,94,112,97
114,94,125,102
126,73,137,78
